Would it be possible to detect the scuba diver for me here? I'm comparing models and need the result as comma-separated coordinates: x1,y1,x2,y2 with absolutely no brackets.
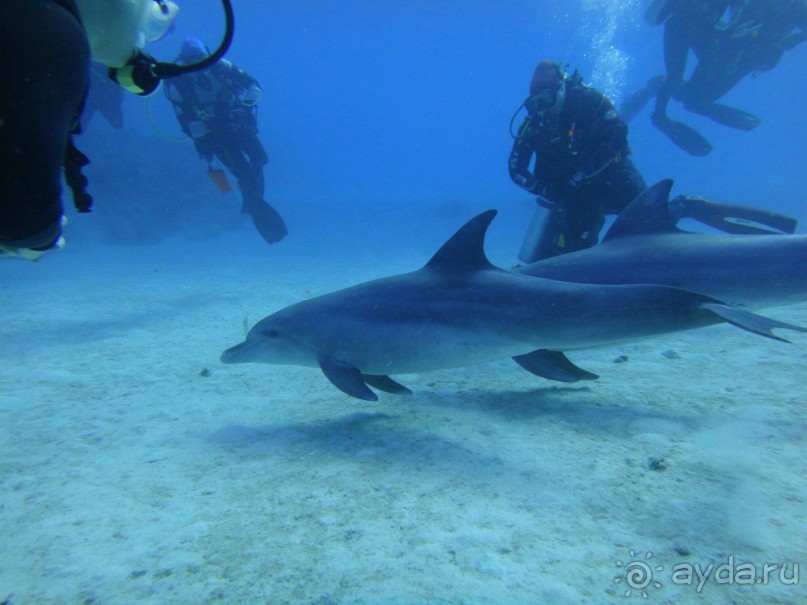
511,60,796,263
621,0,807,156
0,0,234,261
164,38,287,245
509,60,647,262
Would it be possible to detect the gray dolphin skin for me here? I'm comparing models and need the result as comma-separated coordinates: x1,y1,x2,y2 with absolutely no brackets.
516,180,807,310
221,210,806,400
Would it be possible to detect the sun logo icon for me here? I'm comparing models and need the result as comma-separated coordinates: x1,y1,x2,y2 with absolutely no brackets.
614,550,664,598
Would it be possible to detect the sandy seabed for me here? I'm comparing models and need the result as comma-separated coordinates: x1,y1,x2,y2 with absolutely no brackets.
1,232,805,605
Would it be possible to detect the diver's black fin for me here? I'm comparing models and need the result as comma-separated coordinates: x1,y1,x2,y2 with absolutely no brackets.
688,103,760,131
619,75,664,123
247,198,288,245
513,349,599,382
701,303,807,343
319,356,378,401
645,0,674,24
653,116,712,156
363,374,412,395
682,197,798,235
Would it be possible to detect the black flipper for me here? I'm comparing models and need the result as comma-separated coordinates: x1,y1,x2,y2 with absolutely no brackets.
681,197,798,235
318,356,378,401
702,303,807,343
645,0,674,24
363,374,412,395
246,198,289,245
687,103,760,131
653,116,712,157
619,75,664,123
513,349,599,383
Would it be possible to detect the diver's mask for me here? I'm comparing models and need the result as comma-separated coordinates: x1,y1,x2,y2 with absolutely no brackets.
525,78,566,120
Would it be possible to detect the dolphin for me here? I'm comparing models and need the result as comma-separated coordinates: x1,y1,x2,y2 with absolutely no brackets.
221,210,806,400
516,180,807,310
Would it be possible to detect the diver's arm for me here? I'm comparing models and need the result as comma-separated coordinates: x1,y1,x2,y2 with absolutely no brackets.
220,61,263,105
508,118,540,192
165,82,210,142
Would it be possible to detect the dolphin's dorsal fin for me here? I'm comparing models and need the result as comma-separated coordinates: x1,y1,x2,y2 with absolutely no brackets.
602,179,677,242
424,210,498,272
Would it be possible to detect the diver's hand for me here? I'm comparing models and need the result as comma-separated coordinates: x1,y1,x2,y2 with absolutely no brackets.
513,172,539,193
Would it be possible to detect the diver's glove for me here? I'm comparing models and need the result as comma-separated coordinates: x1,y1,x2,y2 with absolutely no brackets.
512,172,539,192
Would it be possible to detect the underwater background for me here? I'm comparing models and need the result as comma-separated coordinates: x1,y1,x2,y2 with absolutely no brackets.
2,1,806,604
51,0,807,253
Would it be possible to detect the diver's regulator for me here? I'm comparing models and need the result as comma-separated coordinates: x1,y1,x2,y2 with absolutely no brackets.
108,0,234,95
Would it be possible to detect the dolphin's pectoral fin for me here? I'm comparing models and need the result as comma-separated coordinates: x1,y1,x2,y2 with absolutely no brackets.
513,349,599,382
363,374,412,395
702,303,807,344
318,356,379,401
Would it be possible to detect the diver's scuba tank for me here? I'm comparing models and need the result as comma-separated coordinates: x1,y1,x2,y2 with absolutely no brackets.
109,0,235,95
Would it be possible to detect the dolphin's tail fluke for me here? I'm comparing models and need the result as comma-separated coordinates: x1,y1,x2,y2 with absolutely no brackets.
701,303,807,343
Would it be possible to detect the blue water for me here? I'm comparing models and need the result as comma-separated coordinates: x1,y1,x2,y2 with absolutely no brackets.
2,2,806,604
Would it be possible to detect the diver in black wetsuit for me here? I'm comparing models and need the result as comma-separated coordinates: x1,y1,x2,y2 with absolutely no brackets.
0,0,92,260
509,60,646,262
621,0,807,156
703,0,807,97
164,38,287,245
1,0,234,262
0,0,185,260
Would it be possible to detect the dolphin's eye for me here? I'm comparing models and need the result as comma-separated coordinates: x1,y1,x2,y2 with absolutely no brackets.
264,329,279,338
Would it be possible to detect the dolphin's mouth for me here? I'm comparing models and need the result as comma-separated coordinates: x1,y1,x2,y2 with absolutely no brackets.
220,340,253,364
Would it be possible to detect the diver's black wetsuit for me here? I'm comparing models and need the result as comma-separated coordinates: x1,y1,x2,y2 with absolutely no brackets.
682,0,807,107
165,62,268,208
0,0,90,250
509,75,646,260
656,0,806,121
165,58,288,245
653,0,735,119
